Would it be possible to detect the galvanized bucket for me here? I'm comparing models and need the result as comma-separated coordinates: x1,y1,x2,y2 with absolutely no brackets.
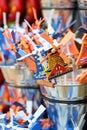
40,69,87,130
0,64,41,113
0,64,36,87
77,0,87,28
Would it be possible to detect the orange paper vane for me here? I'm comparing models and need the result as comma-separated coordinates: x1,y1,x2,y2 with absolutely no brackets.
76,34,87,67
69,38,79,58
40,30,74,65
41,32,54,46
25,56,36,72
3,29,16,52
76,70,87,84
65,38,79,58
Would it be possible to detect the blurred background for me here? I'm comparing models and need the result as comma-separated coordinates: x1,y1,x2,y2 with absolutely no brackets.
0,0,82,30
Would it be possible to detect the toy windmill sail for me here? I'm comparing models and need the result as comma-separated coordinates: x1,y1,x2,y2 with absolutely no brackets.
75,34,87,67
61,36,79,59
40,30,74,79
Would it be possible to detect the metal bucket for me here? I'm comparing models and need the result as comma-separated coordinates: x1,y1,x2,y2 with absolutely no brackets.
0,64,41,113
0,64,36,87
40,69,87,130
41,0,74,34
77,0,87,28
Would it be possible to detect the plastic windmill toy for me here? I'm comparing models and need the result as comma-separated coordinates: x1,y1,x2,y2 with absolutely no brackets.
0,16,78,83
0,8,87,86
76,26,87,67
74,26,87,84
16,19,79,84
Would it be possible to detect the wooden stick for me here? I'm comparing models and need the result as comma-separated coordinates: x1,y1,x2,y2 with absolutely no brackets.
36,80,55,88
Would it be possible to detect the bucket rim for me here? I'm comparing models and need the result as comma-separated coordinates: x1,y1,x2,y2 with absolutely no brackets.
54,83,87,87
41,93,87,104
5,82,40,89
0,64,26,69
